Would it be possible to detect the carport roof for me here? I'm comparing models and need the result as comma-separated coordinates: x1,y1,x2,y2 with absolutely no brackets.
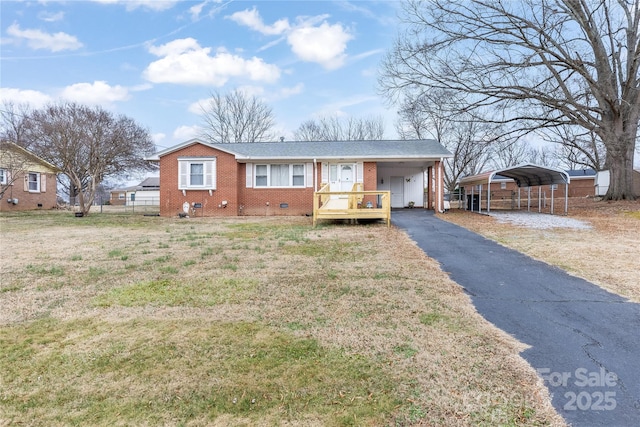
459,163,570,187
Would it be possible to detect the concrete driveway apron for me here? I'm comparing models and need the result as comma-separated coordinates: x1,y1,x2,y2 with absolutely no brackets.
391,209,640,426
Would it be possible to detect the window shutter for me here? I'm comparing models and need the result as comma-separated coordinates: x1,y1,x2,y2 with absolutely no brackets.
204,161,214,189
24,174,29,192
321,163,328,184
306,163,313,187
246,163,253,188
178,161,187,189
356,162,364,183
41,174,47,192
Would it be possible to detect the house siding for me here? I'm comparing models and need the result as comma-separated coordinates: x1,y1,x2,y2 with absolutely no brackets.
157,144,384,218
0,171,58,212
159,144,239,217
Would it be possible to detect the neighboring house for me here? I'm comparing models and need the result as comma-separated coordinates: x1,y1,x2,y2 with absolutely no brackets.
109,177,160,206
0,142,60,212
146,139,452,217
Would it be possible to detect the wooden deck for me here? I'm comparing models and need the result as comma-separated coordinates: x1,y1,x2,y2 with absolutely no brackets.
312,183,391,227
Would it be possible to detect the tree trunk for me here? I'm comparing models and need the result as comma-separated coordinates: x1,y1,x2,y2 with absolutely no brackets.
604,132,637,200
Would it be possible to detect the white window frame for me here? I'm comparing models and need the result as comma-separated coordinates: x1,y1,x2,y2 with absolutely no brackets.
178,157,216,190
253,164,306,188
28,172,40,193
500,181,507,190
0,169,6,185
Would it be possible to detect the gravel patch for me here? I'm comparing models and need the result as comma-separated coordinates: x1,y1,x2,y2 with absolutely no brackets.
488,211,592,229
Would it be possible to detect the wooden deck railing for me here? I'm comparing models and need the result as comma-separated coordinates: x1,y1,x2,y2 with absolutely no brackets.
313,183,391,227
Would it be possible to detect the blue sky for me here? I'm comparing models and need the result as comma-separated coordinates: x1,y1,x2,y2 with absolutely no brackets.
1,0,402,151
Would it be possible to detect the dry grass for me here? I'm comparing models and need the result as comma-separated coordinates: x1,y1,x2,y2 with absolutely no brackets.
0,211,565,426
441,199,640,303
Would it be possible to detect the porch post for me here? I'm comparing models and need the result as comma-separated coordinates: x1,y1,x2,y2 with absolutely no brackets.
427,166,433,210
436,160,444,212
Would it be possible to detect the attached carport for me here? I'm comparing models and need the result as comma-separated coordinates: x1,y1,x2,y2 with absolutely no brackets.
459,164,571,215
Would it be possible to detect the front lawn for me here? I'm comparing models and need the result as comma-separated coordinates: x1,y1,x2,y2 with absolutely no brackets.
0,211,563,426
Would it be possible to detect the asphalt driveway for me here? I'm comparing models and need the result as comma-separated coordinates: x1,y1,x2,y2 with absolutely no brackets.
391,209,640,426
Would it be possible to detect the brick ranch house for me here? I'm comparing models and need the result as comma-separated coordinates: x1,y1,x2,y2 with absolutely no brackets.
146,139,452,217
0,142,60,212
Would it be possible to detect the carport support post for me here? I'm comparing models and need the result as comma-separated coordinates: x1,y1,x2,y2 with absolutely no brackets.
479,184,482,213
564,183,568,215
527,187,531,212
538,186,541,213
487,183,491,213
551,185,555,215
518,188,521,209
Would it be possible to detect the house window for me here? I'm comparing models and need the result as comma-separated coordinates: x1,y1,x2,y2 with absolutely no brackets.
292,164,305,186
118,193,125,200
254,164,305,187
28,172,40,192
551,184,558,190
178,158,216,190
0,169,6,185
500,182,507,189
190,163,204,186
255,165,268,186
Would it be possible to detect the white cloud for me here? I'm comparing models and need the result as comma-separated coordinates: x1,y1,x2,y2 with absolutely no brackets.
144,38,281,86
6,23,82,52
91,0,178,12
188,98,208,114
279,83,304,98
314,94,380,117
0,88,52,109
60,81,130,106
173,125,201,141
152,133,166,146
38,11,65,23
227,7,290,35
227,8,353,70
288,21,352,70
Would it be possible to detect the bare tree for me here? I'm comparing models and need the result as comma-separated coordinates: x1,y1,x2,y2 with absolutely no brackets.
526,146,561,169
379,0,640,200
0,101,32,147
200,90,276,143
19,103,155,215
396,90,494,192
293,115,385,141
489,140,531,170
540,125,606,171
0,141,33,200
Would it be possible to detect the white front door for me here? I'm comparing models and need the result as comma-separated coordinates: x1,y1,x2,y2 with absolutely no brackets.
390,176,404,207
339,164,354,191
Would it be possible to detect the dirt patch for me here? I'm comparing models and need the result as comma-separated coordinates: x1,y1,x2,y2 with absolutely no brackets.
441,200,640,302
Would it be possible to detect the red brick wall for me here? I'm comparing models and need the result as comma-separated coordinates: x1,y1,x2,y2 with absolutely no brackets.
0,171,57,212
109,192,126,206
160,144,240,217
159,147,385,217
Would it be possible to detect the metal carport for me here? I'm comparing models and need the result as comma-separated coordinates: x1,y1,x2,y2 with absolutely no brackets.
458,164,571,214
